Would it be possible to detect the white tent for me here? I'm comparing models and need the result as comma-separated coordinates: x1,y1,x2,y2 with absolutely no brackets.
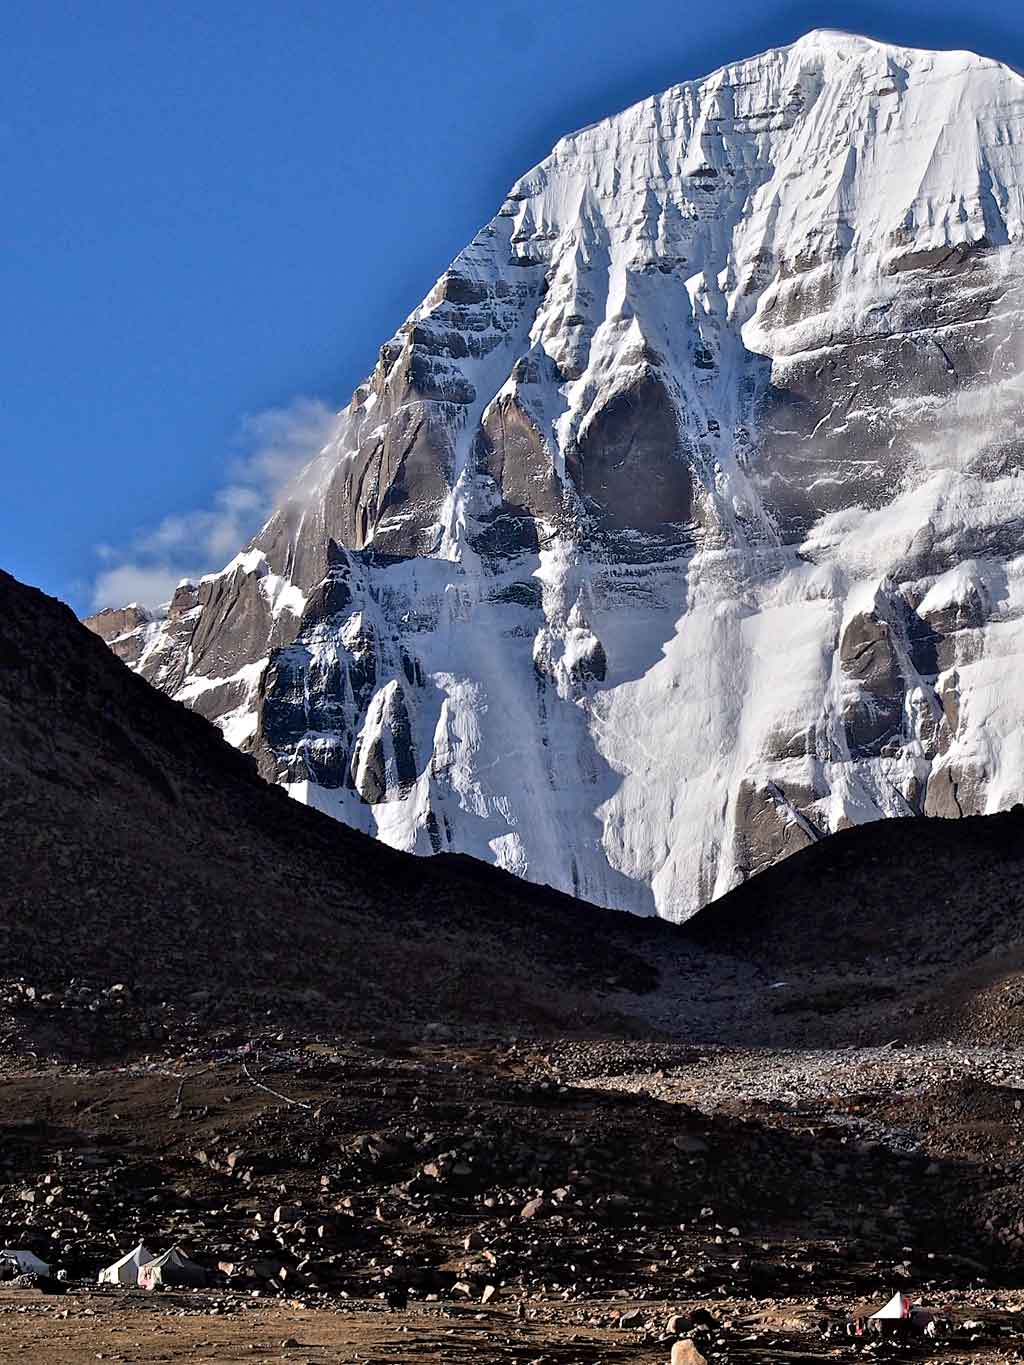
137,1246,207,1290
98,1243,155,1286
0,1249,50,1276
870,1292,912,1320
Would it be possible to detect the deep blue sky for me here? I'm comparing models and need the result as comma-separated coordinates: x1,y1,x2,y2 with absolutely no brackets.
5,1,1024,613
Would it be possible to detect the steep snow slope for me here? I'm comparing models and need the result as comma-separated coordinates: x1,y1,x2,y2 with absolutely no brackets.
88,31,1024,919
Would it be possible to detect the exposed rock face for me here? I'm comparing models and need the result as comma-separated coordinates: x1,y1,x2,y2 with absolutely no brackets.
570,373,692,533
86,31,1024,919
82,604,153,667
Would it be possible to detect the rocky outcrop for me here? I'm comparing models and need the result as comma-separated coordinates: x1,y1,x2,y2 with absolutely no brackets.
350,680,418,805
731,780,821,881
471,394,563,555
569,374,692,533
838,608,906,756
82,604,153,667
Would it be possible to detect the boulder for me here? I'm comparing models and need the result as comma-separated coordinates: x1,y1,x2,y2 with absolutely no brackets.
670,1342,708,1365
519,1197,553,1219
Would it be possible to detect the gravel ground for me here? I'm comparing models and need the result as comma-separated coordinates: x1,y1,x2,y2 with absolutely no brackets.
550,1040,1024,1112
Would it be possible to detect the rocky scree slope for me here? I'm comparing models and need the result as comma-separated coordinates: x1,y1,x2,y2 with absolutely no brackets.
1,1043,1009,1315
680,804,1024,1045
0,569,680,1038
89,30,1024,920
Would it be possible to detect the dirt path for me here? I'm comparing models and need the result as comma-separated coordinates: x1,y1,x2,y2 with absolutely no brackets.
5,1290,1024,1364
0,1293,664,1364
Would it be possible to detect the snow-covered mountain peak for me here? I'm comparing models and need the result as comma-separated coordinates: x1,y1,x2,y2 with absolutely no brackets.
515,30,1024,277
88,35,1024,920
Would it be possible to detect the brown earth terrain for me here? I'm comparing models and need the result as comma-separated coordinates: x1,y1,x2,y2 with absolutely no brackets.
5,1035,1024,1362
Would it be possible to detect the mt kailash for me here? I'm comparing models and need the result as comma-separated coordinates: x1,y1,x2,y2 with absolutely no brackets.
88,31,1024,918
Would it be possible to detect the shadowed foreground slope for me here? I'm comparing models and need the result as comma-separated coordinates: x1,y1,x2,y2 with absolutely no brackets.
0,569,679,1035
683,807,1024,1042
9,566,1024,1047
686,809,1024,966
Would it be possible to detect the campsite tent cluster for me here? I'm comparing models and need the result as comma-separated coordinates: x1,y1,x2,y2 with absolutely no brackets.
1,1243,207,1292
97,1243,207,1290
0,1248,52,1280
870,1291,937,1332
850,1292,944,1338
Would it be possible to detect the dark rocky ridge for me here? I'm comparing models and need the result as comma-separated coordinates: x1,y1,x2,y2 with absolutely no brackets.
14,565,1024,1054
0,568,680,1038
685,806,1024,971
682,805,1024,1047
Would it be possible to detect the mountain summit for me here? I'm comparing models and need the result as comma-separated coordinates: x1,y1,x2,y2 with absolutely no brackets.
88,32,1024,919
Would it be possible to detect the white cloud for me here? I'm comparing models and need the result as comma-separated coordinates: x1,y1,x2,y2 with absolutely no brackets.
89,396,338,612
92,564,196,614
